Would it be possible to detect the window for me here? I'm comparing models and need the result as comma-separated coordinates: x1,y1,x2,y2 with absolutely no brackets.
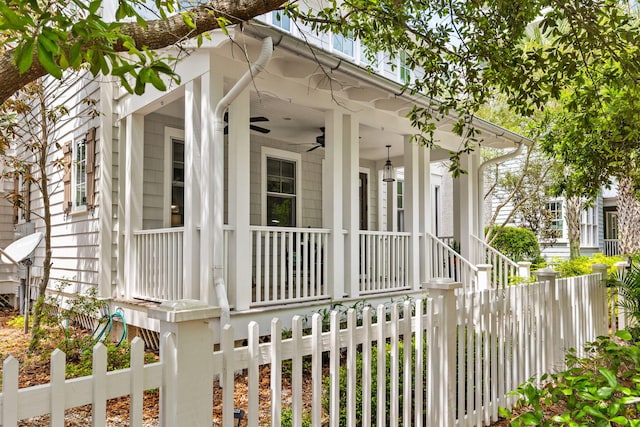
164,127,185,227
580,205,598,247
546,201,563,232
73,138,87,209
266,157,297,226
271,10,291,32
605,210,619,240
333,33,354,57
399,51,411,84
397,180,405,232
171,138,185,226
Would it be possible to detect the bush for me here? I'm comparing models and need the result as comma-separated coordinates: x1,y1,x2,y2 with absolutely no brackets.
487,226,541,262
501,330,640,426
553,253,625,278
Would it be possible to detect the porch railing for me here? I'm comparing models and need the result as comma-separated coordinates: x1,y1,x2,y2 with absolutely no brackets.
426,232,477,290
133,228,184,302
359,231,411,294
250,226,329,306
604,239,620,256
471,235,518,288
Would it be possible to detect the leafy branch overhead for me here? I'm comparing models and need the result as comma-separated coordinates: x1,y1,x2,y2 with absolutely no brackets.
2,0,640,168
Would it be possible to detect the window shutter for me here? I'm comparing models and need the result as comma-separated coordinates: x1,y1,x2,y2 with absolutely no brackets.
85,127,96,208
63,142,72,213
12,174,19,224
23,165,31,222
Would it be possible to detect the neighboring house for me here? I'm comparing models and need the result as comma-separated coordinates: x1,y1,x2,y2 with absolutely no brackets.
3,7,528,340
484,154,619,260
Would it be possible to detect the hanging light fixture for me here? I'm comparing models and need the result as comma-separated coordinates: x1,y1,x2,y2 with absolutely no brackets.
382,144,395,182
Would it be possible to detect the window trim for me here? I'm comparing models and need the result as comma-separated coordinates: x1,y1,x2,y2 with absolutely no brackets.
261,147,302,227
332,32,355,59
163,127,185,228
546,199,566,241
71,137,87,213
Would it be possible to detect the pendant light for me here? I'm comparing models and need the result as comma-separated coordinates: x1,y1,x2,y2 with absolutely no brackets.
382,144,395,182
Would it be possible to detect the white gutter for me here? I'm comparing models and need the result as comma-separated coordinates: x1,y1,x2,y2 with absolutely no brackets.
202,36,273,325
476,139,526,239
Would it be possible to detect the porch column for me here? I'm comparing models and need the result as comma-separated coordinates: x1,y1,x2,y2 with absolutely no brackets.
98,77,113,299
228,90,252,311
323,110,345,299
183,78,202,300
123,114,144,300
452,151,479,260
418,145,432,284
343,115,359,298
200,57,224,305
404,136,420,290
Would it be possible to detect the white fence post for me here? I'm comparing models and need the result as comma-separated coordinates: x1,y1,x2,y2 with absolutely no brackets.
425,279,462,426
476,264,492,290
149,300,220,427
591,264,608,283
517,261,531,280
614,261,630,330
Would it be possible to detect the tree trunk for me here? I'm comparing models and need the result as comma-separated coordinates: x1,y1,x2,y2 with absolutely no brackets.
617,175,640,255
565,195,582,260
28,88,53,352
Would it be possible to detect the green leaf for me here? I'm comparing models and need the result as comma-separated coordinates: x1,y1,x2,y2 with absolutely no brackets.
182,12,196,30
599,368,618,388
516,411,541,425
0,3,26,30
37,39,62,78
610,416,629,425
37,33,60,56
615,330,632,341
15,38,35,73
498,407,511,418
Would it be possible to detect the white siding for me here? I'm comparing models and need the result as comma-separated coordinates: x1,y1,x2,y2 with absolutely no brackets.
9,73,103,293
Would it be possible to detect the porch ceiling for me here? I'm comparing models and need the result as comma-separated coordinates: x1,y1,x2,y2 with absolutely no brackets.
151,26,528,162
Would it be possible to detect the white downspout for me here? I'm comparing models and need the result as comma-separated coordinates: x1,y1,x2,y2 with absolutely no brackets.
477,139,526,240
206,36,273,325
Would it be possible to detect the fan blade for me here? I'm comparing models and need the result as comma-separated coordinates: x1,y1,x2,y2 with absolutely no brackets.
307,145,321,152
250,125,271,134
249,116,269,122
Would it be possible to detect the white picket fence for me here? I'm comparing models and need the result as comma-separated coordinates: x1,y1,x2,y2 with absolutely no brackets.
0,272,614,426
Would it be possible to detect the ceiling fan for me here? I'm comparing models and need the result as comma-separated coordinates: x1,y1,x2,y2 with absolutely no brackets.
307,127,325,152
223,111,270,134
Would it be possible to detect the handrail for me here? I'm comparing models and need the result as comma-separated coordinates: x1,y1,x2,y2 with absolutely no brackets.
427,232,477,272
471,234,518,288
249,225,330,234
426,232,477,290
471,235,518,268
360,230,411,237
134,227,184,235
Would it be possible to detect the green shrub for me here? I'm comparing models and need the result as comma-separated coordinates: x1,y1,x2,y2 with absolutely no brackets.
553,253,625,278
487,226,541,262
500,330,640,426
281,407,312,427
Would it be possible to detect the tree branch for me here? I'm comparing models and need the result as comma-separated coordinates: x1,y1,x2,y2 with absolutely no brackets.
0,0,288,105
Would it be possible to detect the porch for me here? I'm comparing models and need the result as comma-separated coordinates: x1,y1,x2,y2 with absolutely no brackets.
117,30,529,314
